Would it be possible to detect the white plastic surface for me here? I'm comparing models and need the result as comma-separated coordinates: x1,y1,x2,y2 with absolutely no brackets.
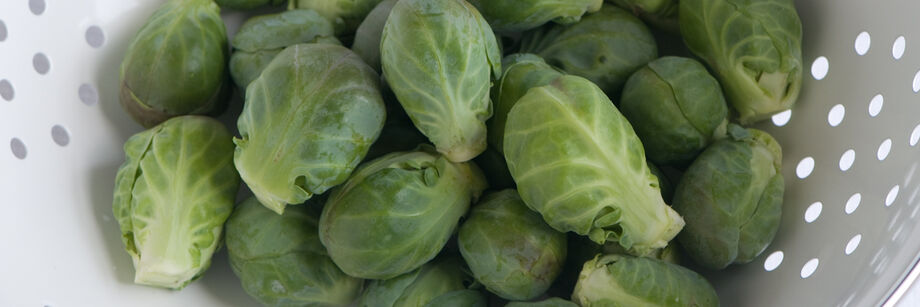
0,1,257,306
2,0,920,306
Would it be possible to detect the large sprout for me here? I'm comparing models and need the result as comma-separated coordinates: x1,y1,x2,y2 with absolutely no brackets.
319,147,487,279
118,0,229,128
503,75,684,255
381,0,501,162
672,126,784,269
112,116,240,289
680,0,803,124
234,44,386,214
519,6,657,96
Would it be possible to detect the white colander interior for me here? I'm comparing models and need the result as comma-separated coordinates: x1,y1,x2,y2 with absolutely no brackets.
2,0,920,306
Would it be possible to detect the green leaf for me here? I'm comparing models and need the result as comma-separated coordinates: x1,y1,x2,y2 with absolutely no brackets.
381,0,501,162
234,44,386,215
112,116,240,289
679,0,802,124
503,75,683,255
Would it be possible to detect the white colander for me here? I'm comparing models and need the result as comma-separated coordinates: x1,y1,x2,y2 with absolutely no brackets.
2,0,919,306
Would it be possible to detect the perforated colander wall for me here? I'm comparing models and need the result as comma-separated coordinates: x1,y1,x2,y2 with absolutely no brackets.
1,0,920,306
710,1,920,306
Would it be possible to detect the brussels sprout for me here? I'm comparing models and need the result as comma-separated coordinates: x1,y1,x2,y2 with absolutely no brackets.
234,44,386,215
215,0,284,10
609,0,679,34
459,189,566,300
359,257,474,307
319,147,487,279
352,0,398,72
503,75,684,255
381,0,501,162
680,0,803,124
472,146,515,190
620,56,729,166
112,116,240,289
289,0,383,36
230,10,339,88
489,53,563,153
572,255,718,307
425,290,487,307
506,298,579,307
672,125,784,270
225,197,362,306
467,0,602,33
119,0,229,128
519,6,657,95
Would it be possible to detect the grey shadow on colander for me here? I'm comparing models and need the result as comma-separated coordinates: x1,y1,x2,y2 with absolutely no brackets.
89,162,136,285
89,18,144,143
84,7,149,286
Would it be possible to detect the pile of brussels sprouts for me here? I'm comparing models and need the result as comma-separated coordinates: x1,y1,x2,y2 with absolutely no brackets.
112,0,801,305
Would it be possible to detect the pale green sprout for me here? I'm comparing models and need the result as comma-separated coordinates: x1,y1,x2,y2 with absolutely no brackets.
673,126,784,269
113,116,240,289
680,0,803,124
119,0,229,128
381,0,501,162
234,44,386,214
503,75,684,255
